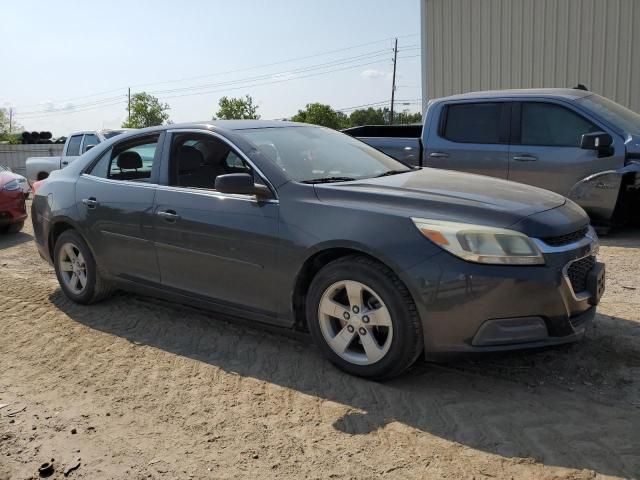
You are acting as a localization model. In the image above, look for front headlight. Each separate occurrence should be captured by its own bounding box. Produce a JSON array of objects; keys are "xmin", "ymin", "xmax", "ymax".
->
[
  {"xmin": 1, "ymin": 180, "xmax": 20, "ymax": 192},
  {"xmin": 411, "ymin": 218, "xmax": 545, "ymax": 265}
]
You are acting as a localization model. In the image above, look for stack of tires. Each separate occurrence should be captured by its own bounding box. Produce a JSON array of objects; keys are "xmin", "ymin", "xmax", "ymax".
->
[{"xmin": 21, "ymin": 131, "xmax": 54, "ymax": 144}]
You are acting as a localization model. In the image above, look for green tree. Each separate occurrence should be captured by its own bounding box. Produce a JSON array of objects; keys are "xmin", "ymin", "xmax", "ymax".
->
[
  {"xmin": 122, "ymin": 92, "xmax": 170, "ymax": 128},
  {"xmin": 0, "ymin": 108, "xmax": 23, "ymax": 143},
  {"xmin": 348, "ymin": 107, "xmax": 389, "ymax": 127},
  {"xmin": 214, "ymin": 95, "xmax": 260, "ymax": 120},
  {"xmin": 290, "ymin": 103, "xmax": 348, "ymax": 129},
  {"xmin": 395, "ymin": 109, "xmax": 422, "ymax": 125}
]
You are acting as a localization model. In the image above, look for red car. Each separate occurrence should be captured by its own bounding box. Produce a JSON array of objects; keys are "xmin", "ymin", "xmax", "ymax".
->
[{"xmin": 0, "ymin": 172, "xmax": 27, "ymax": 234}]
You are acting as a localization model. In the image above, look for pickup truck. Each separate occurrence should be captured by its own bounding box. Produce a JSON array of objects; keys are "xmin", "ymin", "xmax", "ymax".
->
[
  {"xmin": 346, "ymin": 88, "xmax": 640, "ymax": 227},
  {"xmin": 25, "ymin": 129, "xmax": 131, "ymax": 184}
]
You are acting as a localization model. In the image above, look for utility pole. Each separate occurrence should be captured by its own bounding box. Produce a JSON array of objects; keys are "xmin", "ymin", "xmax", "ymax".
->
[
  {"xmin": 128, "ymin": 88, "xmax": 131, "ymax": 123},
  {"xmin": 389, "ymin": 38, "xmax": 398, "ymax": 125},
  {"xmin": 8, "ymin": 108, "xmax": 13, "ymax": 133}
]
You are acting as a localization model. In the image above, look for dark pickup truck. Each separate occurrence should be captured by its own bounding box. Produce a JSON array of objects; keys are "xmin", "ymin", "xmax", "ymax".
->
[{"xmin": 345, "ymin": 88, "xmax": 640, "ymax": 226}]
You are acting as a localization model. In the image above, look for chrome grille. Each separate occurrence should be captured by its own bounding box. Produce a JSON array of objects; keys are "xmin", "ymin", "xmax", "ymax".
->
[{"xmin": 567, "ymin": 255, "xmax": 596, "ymax": 294}]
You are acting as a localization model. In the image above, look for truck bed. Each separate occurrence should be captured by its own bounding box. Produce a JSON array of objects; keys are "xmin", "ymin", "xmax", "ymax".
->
[{"xmin": 343, "ymin": 125, "xmax": 423, "ymax": 166}]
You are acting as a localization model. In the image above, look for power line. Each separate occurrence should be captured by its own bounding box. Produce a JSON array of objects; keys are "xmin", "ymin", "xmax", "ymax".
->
[{"xmin": 11, "ymin": 34, "xmax": 418, "ymax": 109}]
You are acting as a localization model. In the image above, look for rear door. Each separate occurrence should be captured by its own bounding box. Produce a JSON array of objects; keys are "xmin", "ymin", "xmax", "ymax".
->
[
  {"xmin": 424, "ymin": 101, "xmax": 510, "ymax": 178},
  {"xmin": 75, "ymin": 132, "xmax": 163, "ymax": 284},
  {"xmin": 508, "ymin": 101, "xmax": 624, "ymax": 195},
  {"xmin": 152, "ymin": 129, "xmax": 281, "ymax": 323}
]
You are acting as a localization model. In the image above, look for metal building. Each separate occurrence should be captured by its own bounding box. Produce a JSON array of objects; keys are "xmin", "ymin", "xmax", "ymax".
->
[{"xmin": 420, "ymin": 0, "xmax": 640, "ymax": 113}]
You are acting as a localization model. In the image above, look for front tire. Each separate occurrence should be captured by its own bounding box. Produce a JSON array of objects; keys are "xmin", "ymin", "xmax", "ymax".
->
[
  {"xmin": 306, "ymin": 255, "xmax": 423, "ymax": 380},
  {"xmin": 54, "ymin": 230, "xmax": 113, "ymax": 304}
]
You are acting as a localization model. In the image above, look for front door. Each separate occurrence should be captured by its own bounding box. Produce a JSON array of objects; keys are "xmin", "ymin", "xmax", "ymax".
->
[
  {"xmin": 152, "ymin": 130, "xmax": 281, "ymax": 322},
  {"xmin": 424, "ymin": 101, "xmax": 510, "ymax": 178},
  {"xmin": 508, "ymin": 101, "xmax": 625, "ymax": 195},
  {"xmin": 75, "ymin": 133, "xmax": 163, "ymax": 284}
]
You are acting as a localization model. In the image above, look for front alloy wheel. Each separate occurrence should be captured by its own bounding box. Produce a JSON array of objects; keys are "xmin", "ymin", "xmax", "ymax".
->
[
  {"xmin": 307, "ymin": 255, "xmax": 423, "ymax": 380},
  {"xmin": 318, "ymin": 280, "xmax": 393, "ymax": 365}
]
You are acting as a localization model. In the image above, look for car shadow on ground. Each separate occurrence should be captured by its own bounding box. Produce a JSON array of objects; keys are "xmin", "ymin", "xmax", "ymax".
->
[
  {"xmin": 49, "ymin": 289, "xmax": 640, "ymax": 478},
  {"xmin": 0, "ymin": 231, "xmax": 33, "ymax": 250},
  {"xmin": 600, "ymin": 226, "xmax": 640, "ymax": 249}
]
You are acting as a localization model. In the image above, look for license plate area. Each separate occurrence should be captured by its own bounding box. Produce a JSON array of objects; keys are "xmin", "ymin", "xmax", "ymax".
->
[{"xmin": 587, "ymin": 262, "xmax": 606, "ymax": 306}]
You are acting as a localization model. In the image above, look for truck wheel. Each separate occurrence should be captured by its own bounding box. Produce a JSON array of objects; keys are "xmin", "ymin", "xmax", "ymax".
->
[
  {"xmin": 306, "ymin": 255, "xmax": 423, "ymax": 380},
  {"xmin": 54, "ymin": 230, "xmax": 113, "ymax": 304}
]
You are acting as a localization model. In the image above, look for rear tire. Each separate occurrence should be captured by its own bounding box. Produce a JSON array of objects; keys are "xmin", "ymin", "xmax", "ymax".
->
[
  {"xmin": 54, "ymin": 230, "xmax": 113, "ymax": 304},
  {"xmin": 306, "ymin": 255, "xmax": 423, "ymax": 380}
]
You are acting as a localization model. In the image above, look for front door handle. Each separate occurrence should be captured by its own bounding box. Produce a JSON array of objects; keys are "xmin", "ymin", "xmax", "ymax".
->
[
  {"xmin": 157, "ymin": 210, "xmax": 180, "ymax": 222},
  {"xmin": 82, "ymin": 197, "xmax": 98, "ymax": 209},
  {"xmin": 62, "ymin": 160, "xmax": 69, "ymax": 166},
  {"xmin": 513, "ymin": 154, "xmax": 538, "ymax": 162},
  {"xmin": 429, "ymin": 152, "xmax": 449, "ymax": 159}
]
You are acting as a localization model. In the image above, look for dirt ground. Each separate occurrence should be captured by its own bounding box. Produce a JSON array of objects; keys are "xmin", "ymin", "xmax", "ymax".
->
[{"xmin": 0, "ymin": 207, "xmax": 639, "ymax": 480}]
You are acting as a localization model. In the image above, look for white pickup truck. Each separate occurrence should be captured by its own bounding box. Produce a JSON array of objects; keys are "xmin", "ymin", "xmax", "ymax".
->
[{"xmin": 25, "ymin": 129, "xmax": 131, "ymax": 184}]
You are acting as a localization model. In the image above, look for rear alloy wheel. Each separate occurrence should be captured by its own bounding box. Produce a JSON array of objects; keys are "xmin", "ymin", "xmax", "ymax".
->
[
  {"xmin": 54, "ymin": 230, "xmax": 113, "ymax": 304},
  {"xmin": 307, "ymin": 255, "xmax": 423, "ymax": 380}
]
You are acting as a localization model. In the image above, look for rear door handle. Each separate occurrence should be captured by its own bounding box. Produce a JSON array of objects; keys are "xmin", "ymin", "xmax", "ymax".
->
[
  {"xmin": 82, "ymin": 197, "xmax": 98, "ymax": 208},
  {"xmin": 429, "ymin": 152, "xmax": 449, "ymax": 159},
  {"xmin": 157, "ymin": 210, "xmax": 180, "ymax": 222},
  {"xmin": 513, "ymin": 154, "xmax": 538, "ymax": 162}
]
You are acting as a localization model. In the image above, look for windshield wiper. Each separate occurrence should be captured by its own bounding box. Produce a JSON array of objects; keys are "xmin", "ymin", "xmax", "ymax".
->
[
  {"xmin": 374, "ymin": 169, "xmax": 412, "ymax": 178},
  {"xmin": 301, "ymin": 176, "xmax": 356, "ymax": 184}
]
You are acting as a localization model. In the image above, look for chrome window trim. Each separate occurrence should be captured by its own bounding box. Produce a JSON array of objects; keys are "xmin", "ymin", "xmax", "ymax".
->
[
  {"xmin": 81, "ymin": 173, "xmax": 159, "ymax": 189},
  {"xmin": 79, "ymin": 173, "xmax": 279, "ymax": 204},
  {"xmin": 166, "ymin": 128, "xmax": 279, "ymax": 200}
]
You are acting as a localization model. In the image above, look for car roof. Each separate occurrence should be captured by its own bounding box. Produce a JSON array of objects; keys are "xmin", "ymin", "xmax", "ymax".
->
[
  {"xmin": 108, "ymin": 120, "xmax": 311, "ymax": 139},
  {"xmin": 436, "ymin": 88, "xmax": 594, "ymax": 102}
]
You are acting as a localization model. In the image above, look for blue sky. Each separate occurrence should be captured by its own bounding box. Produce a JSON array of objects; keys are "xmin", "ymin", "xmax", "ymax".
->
[{"xmin": 1, "ymin": 0, "xmax": 421, "ymax": 136}]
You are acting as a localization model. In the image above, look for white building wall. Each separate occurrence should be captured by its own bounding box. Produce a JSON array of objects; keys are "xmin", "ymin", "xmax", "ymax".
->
[{"xmin": 422, "ymin": 0, "xmax": 640, "ymax": 112}]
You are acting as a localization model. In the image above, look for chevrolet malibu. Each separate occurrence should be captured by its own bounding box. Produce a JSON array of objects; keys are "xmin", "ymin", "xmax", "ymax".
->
[{"xmin": 32, "ymin": 121, "xmax": 605, "ymax": 379}]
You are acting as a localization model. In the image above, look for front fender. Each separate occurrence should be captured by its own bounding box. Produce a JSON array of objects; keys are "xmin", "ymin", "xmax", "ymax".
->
[{"xmin": 567, "ymin": 161, "xmax": 640, "ymax": 223}]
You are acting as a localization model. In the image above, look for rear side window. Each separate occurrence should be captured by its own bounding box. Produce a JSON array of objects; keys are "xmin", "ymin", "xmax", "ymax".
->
[
  {"xmin": 520, "ymin": 103, "xmax": 599, "ymax": 147},
  {"xmin": 66, "ymin": 135, "xmax": 83, "ymax": 156},
  {"xmin": 442, "ymin": 103, "xmax": 502, "ymax": 144},
  {"xmin": 88, "ymin": 134, "xmax": 159, "ymax": 182}
]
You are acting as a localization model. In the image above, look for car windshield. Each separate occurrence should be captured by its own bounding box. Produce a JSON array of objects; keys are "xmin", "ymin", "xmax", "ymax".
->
[
  {"xmin": 237, "ymin": 126, "xmax": 411, "ymax": 183},
  {"xmin": 578, "ymin": 94, "xmax": 640, "ymax": 135}
]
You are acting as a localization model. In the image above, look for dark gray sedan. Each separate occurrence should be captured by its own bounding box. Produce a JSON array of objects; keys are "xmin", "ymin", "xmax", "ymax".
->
[{"xmin": 32, "ymin": 121, "xmax": 605, "ymax": 379}]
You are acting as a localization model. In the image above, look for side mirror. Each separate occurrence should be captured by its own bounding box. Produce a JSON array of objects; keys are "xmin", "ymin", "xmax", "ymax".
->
[
  {"xmin": 83, "ymin": 144, "xmax": 96, "ymax": 153},
  {"xmin": 580, "ymin": 132, "xmax": 614, "ymax": 157},
  {"xmin": 214, "ymin": 173, "xmax": 271, "ymax": 198}
]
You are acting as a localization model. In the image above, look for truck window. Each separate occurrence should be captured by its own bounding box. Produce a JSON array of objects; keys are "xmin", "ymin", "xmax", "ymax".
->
[
  {"xmin": 66, "ymin": 135, "xmax": 83, "ymax": 156},
  {"xmin": 82, "ymin": 134, "xmax": 99, "ymax": 152},
  {"xmin": 442, "ymin": 103, "xmax": 502, "ymax": 144},
  {"xmin": 520, "ymin": 103, "xmax": 598, "ymax": 147}
]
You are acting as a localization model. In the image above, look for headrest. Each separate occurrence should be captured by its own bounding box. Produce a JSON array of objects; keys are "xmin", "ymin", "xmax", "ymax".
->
[
  {"xmin": 177, "ymin": 145, "xmax": 203, "ymax": 173},
  {"xmin": 117, "ymin": 151, "xmax": 143, "ymax": 170}
]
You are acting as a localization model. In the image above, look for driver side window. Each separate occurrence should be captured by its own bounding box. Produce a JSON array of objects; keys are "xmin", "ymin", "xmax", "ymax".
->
[{"xmin": 169, "ymin": 133, "xmax": 252, "ymax": 190}]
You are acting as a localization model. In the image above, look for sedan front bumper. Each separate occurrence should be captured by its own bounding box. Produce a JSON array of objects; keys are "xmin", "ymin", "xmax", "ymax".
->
[{"xmin": 401, "ymin": 233, "xmax": 601, "ymax": 359}]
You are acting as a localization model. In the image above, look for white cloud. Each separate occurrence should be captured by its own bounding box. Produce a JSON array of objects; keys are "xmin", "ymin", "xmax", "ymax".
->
[{"xmin": 360, "ymin": 69, "xmax": 386, "ymax": 79}]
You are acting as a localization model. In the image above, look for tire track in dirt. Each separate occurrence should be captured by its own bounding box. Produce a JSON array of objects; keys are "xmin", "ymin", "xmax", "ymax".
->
[{"xmin": 1, "ymin": 224, "xmax": 639, "ymax": 478}]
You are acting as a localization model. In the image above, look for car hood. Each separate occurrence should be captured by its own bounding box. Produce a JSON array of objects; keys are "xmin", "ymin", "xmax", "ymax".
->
[{"xmin": 314, "ymin": 168, "xmax": 573, "ymax": 233}]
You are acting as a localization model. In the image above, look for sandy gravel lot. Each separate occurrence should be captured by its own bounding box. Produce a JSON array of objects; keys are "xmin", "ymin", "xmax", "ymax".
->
[{"xmin": 0, "ymin": 209, "xmax": 639, "ymax": 479}]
